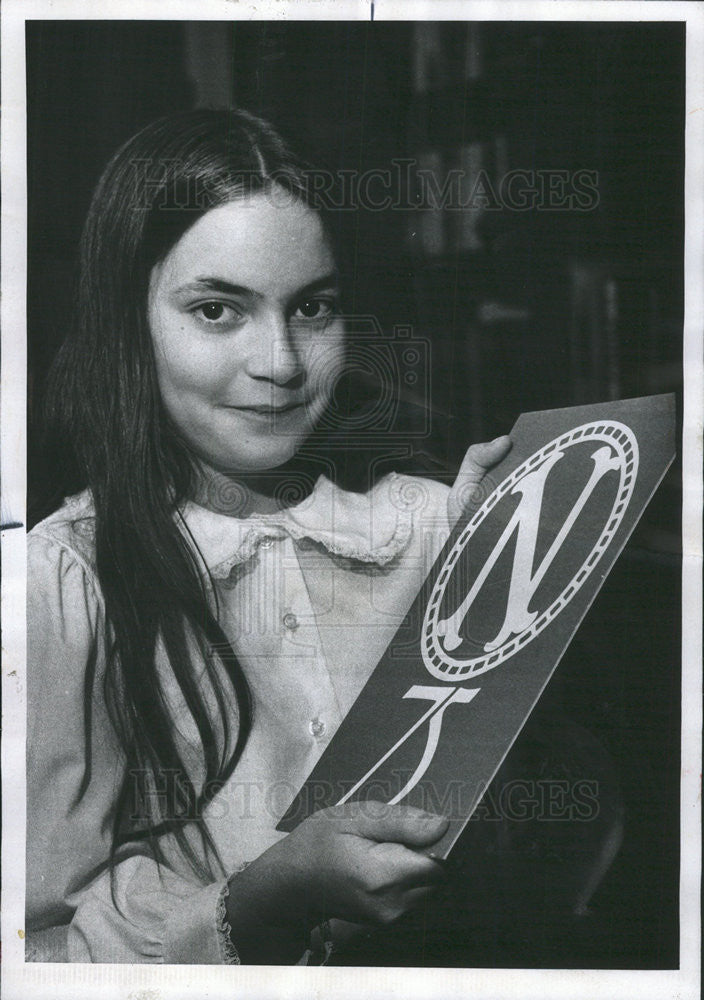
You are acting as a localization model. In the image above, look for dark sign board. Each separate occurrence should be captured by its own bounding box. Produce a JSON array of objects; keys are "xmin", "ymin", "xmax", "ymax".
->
[{"xmin": 278, "ymin": 395, "xmax": 676, "ymax": 857}]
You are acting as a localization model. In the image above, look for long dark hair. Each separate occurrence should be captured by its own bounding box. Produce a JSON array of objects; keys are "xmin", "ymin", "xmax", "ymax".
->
[{"xmin": 46, "ymin": 109, "xmax": 337, "ymax": 881}]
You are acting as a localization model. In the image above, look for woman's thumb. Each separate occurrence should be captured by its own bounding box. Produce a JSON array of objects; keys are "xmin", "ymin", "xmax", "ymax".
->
[
  {"xmin": 448, "ymin": 435, "xmax": 512, "ymax": 525},
  {"xmin": 342, "ymin": 801, "xmax": 449, "ymax": 846}
]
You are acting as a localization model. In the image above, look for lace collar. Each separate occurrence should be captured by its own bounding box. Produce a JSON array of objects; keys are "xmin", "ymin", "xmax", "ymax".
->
[{"xmin": 179, "ymin": 473, "xmax": 418, "ymax": 579}]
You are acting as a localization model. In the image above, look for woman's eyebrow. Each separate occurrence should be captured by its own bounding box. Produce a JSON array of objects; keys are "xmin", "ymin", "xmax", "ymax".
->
[
  {"xmin": 173, "ymin": 278, "xmax": 255, "ymax": 297},
  {"xmin": 292, "ymin": 273, "xmax": 340, "ymax": 297},
  {"xmin": 173, "ymin": 273, "xmax": 339, "ymax": 299}
]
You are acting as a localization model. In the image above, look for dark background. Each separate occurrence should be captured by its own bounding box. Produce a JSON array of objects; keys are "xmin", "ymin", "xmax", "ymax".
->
[{"xmin": 26, "ymin": 21, "xmax": 683, "ymax": 968}]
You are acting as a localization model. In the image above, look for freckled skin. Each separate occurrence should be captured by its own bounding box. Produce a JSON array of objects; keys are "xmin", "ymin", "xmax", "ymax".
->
[{"xmin": 148, "ymin": 193, "xmax": 345, "ymax": 474}]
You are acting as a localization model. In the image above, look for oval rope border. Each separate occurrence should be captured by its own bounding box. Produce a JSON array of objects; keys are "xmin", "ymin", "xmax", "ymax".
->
[{"xmin": 421, "ymin": 420, "xmax": 639, "ymax": 681}]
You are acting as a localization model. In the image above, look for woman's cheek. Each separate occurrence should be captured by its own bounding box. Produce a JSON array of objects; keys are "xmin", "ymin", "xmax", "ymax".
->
[{"xmin": 164, "ymin": 339, "xmax": 234, "ymax": 397}]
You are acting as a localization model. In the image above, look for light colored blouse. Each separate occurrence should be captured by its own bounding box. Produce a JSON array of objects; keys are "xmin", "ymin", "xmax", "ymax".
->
[{"xmin": 26, "ymin": 472, "xmax": 454, "ymax": 963}]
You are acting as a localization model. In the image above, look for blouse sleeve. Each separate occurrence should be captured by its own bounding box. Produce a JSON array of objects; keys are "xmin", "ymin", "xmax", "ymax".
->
[{"xmin": 26, "ymin": 529, "xmax": 237, "ymax": 964}]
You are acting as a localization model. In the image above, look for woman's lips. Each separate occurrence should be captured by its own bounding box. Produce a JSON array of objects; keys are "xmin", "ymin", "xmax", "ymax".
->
[{"xmin": 224, "ymin": 402, "xmax": 305, "ymax": 416}]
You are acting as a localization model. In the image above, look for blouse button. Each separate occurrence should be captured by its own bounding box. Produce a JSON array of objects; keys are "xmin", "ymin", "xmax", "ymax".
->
[
  {"xmin": 283, "ymin": 612, "xmax": 299, "ymax": 631},
  {"xmin": 309, "ymin": 717, "xmax": 326, "ymax": 738}
]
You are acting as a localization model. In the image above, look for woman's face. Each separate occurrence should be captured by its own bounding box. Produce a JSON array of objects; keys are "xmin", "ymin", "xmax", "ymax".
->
[{"xmin": 148, "ymin": 191, "xmax": 345, "ymax": 474}]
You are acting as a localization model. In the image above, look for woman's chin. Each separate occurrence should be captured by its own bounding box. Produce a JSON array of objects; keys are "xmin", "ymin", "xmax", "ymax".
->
[{"xmin": 207, "ymin": 443, "xmax": 305, "ymax": 476}]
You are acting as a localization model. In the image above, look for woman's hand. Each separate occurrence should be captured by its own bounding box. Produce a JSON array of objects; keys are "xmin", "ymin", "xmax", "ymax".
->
[
  {"xmin": 447, "ymin": 435, "xmax": 512, "ymax": 527},
  {"xmin": 225, "ymin": 801, "xmax": 449, "ymax": 962}
]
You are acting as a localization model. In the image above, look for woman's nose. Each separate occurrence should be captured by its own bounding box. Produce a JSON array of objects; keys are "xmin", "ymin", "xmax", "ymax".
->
[{"xmin": 244, "ymin": 311, "xmax": 304, "ymax": 386}]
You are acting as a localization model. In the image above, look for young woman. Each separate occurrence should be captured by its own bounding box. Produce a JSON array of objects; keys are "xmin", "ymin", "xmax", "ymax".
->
[{"xmin": 26, "ymin": 108, "xmax": 509, "ymax": 964}]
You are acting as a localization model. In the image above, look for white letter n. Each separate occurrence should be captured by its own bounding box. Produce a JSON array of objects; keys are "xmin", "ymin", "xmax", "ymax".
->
[{"xmin": 437, "ymin": 446, "xmax": 620, "ymax": 653}]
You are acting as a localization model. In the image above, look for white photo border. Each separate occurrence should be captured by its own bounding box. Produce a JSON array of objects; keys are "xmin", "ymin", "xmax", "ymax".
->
[{"xmin": 2, "ymin": 2, "xmax": 701, "ymax": 998}]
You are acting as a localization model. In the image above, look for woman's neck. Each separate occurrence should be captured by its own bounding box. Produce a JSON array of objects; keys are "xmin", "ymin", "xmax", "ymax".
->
[{"xmin": 191, "ymin": 459, "xmax": 318, "ymax": 518}]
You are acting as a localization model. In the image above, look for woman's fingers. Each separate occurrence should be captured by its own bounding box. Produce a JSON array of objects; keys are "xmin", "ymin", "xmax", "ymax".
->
[
  {"xmin": 326, "ymin": 801, "xmax": 449, "ymax": 847},
  {"xmin": 369, "ymin": 841, "xmax": 447, "ymax": 887},
  {"xmin": 402, "ymin": 883, "xmax": 440, "ymax": 909},
  {"xmin": 354, "ymin": 842, "xmax": 446, "ymax": 924},
  {"xmin": 448, "ymin": 434, "xmax": 512, "ymax": 525},
  {"xmin": 274, "ymin": 802, "xmax": 451, "ymax": 928},
  {"xmin": 455, "ymin": 434, "xmax": 512, "ymax": 483}
]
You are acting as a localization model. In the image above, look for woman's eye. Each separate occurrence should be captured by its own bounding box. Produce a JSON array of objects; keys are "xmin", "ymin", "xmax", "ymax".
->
[
  {"xmin": 291, "ymin": 297, "xmax": 338, "ymax": 322},
  {"xmin": 193, "ymin": 301, "xmax": 242, "ymax": 325}
]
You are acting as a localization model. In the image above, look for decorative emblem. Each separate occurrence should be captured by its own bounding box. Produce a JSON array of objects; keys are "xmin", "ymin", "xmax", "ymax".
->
[{"xmin": 422, "ymin": 421, "xmax": 638, "ymax": 681}]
